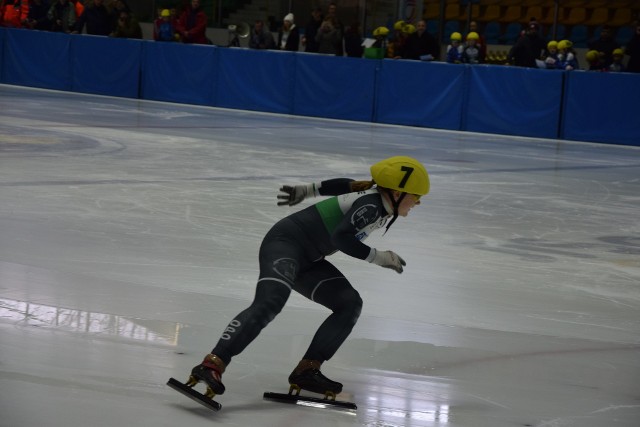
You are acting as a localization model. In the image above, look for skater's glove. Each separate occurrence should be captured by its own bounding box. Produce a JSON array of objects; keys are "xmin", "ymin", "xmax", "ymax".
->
[
  {"xmin": 367, "ymin": 249, "xmax": 406, "ymax": 274},
  {"xmin": 277, "ymin": 183, "xmax": 317, "ymax": 206}
]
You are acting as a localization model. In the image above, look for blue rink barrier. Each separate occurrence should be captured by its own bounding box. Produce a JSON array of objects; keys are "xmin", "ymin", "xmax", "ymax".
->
[{"xmin": 0, "ymin": 28, "xmax": 637, "ymax": 146}]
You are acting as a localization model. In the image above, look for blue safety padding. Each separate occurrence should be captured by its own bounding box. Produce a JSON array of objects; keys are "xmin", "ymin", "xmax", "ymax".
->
[
  {"xmin": 216, "ymin": 48, "xmax": 295, "ymax": 114},
  {"xmin": 0, "ymin": 28, "xmax": 5, "ymax": 82},
  {"xmin": 562, "ymin": 71, "xmax": 640, "ymax": 146},
  {"xmin": 3, "ymin": 29, "xmax": 72, "ymax": 90},
  {"xmin": 293, "ymin": 54, "xmax": 376, "ymax": 121},
  {"xmin": 375, "ymin": 60, "xmax": 466, "ymax": 130},
  {"xmin": 71, "ymin": 36, "xmax": 142, "ymax": 98},
  {"xmin": 141, "ymin": 42, "xmax": 216, "ymax": 106},
  {"xmin": 465, "ymin": 65, "xmax": 563, "ymax": 139}
]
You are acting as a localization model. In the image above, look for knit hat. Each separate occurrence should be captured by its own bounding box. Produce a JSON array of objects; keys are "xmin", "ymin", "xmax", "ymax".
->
[{"xmin": 284, "ymin": 13, "xmax": 294, "ymax": 24}]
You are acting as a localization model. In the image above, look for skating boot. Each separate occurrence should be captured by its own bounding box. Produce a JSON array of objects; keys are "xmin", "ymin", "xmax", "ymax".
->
[
  {"xmin": 189, "ymin": 353, "xmax": 226, "ymax": 396},
  {"xmin": 288, "ymin": 359, "xmax": 343, "ymax": 400}
]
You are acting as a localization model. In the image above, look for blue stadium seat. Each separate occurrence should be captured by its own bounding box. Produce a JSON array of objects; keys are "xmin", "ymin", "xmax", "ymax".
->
[
  {"xmin": 616, "ymin": 26, "xmax": 634, "ymax": 46},
  {"xmin": 570, "ymin": 25, "xmax": 588, "ymax": 48},
  {"xmin": 444, "ymin": 20, "xmax": 460, "ymax": 40},
  {"xmin": 502, "ymin": 22, "xmax": 522, "ymax": 45},
  {"xmin": 484, "ymin": 21, "xmax": 501, "ymax": 44}
]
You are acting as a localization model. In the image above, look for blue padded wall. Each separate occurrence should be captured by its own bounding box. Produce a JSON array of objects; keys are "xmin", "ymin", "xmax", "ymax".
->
[
  {"xmin": 3, "ymin": 29, "xmax": 72, "ymax": 90},
  {"xmin": 141, "ymin": 43, "xmax": 217, "ymax": 106},
  {"xmin": 216, "ymin": 48, "xmax": 296, "ymax": 114},
  {"xmin": 375, "ymin": 60, "xmax": 466, "ymax": 130},
  {"xmin": 293, "ymin": 54, "xmax": 377, "ymax": 121},
  {"xmin": 562, "ymin": 71, "xmax": 640, "ymax": 146},
  {"xmin": 465, "ymin": 66, "xmax": 564, "ymax": 139},
  {"xmin": 72, "ymin": 36, "xmax": 142, "ymax": 98}
]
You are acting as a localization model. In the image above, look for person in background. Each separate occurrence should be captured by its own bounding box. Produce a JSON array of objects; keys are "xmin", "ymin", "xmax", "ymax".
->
[
  {"xmin": 249, "ymin": 19, "xmax": 275, "ymax": 49},
  {"xmin": 543, "ymin": 40, "xmax": 560, "ymax": 69},
  {"xmin": 176, "ymin": 0, "xmax": 208, "ymax": 44},
  {"xmin": 326, "ymin": 2, "xmax": 344, "ymax": 56},
  {"xmin": 48, "ymin": 0, "xmax": 76, "ymax": 33},
  {"xmin": 110, "ymin": 9, "xmax": 141, "ymax": 39},
  {"xmin": 446, "ymin": 32, "xmax": 464, "ymax": 64},
  {"xmin": 175, "ymin": 156, "xmax": 430, "ymax": 402},
  {"xmin": 1, "ymin": 0, "xmax": 29, "ymax": 28},
  {"xmin": 23, "ymin": 0, "xmax": 51, "ymax": 30},
  {"xmin": 154, "ymin": 8, "xmax": 177, "ymax": 42},
  {"xmin": 316, "ymin": 16, "xmax": 340, "ymax": 55},
  {"xmin": 73, "ymin": 0, "xmax": 112, "ymax": 36},
  {"xmin": 585, "ymin": 49, "xmax": 605, "ymax": 71},
  {"xmin": 403, "ymin": 19, "xmax": 440, "ymax": 61},
  {"xmin": 344, "ymin": 21, "xmax": 363, "ymax": 58},
  {"xmin": 302, "ymin": 6, "xmax": 322, "ymax": 53},
  {"xmin": 462, "ymin": 31, "xmax": 484, "ymax": 64},
  {"xmin": 624, "ymin": 21, "xmax": 640, "ymax": 73},
  {"xmin": 588, "ymin": 25, "xmax": 620, "ymax": 68},
  {"xmin": 277, "ymin": 13, "xmax": 299, "ymax": 51},
  {"xmin": 507, "ymin": 22, "xmax": 545, "ymax": 68},
  {"xmin": 608, "ymin": 48, "xmax": 626, "ymax": 72},
  {"xmin": 556, "ymin": 39, "xmax": 578, "ymax": 70}
]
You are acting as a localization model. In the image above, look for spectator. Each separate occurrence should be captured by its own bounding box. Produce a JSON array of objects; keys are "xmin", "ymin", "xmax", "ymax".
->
[
  {"xmin": 625, "ymin": 22, "xmax": 640, "ymax": 73},
  {"xmin": 48, "ymin": 0, "xmax": 76, "ymax": 33},
  {"xmin": 110, "ymin": 9, "xmax": 141, "ymax": 39},
  {"xmin": 344, "ymin": 21, "xmax": 363, "ymax": 58},
  {"xmin": 107, "ymin": 0, "xmax": 130, "ymax": 30},
  {"xmin": 277, "ymin": 13, "xmax": 299, "ymax": 51},
  {"xmin": 403, "ymin": 19, "xmax": 440, "ymax": 61},
  {"xmin": 23, "ymin": 0, "xmax": 51, "ymax": 30},
  {"xmin": 446, "ymin": 32, "xmax": 463, "ymax": 64},
  {"xmin": 462, "ymin": 31, "xmax": 484, "ymax": 64},
  {"xmin": 507, "ymin": 22, "xmax": 545, "ymax": 68},
  {"xmin": 608, "ymin": 48, "xmax": 625, "ymax": 72},
  {"xmin": 315, "ymin": 17, "xmax": 339, "ymax": 55},
  {"xmin": 154, "ymin": 8, "xmax": 177, "ymax": 42},
  {"xmin": 557, "ymin": 39, "xmax": 578, "ymax": 71},
  {"xmin": 387, "ymin": 20, "xmax": 406, "ymax": 59},
  {"xmin": 302, "ymin": 6, "xmax": 322, "ymax": 53},
  {"xmin": 588, "ymin": 25, "xmax": 620, "ymax": 68},
  {"xmin": 469, "ymin": 21, "xmax": 486, "ymax": 60},
  {"xmin": 249, "ymin": 20, "xmax": 275, "ymax": 49},
  {"xmin": 73, "ymin": 0, "xmax": 112, "ymax": 36},
  {"xmin": 176, "ymin": 0, "xmax": 208, "ymax": 44},
  {"xmin": 1, "ymin": 0, "xmax": 28, "ymax": 27},
  {"xmin": 543, "ymin": 40, "xmax": 560, "ymax": 70},
  {"xmin": 585, "ymin": 49, "xmax": 605, "ymax": 71},
  {"xmin": 326, "ymin": 2, "xmax": 344, "ymax": 56}
]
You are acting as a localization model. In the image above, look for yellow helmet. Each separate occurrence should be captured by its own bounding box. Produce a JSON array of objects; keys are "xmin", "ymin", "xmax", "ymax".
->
[
  {"xmin": 558, "ymin": 39, "xmax": 572, "ymax": 50},
  {"xmin": 547, "ymin": 40, "xmax": 558, "ymax": 50},
  {"xmin": 586, "ymin": 50, "xmax": 599, "ymax": 62},
  {"xmin": 466, "ymin": 31, "xmax": 479, "ymax": 40},
  {"xmin": 370, "ymin": 156, "xmax": 430, "ymax": 196},
  {"xmin": 373, "ymin": 26, "xmax": 389, "ymax": 38},
  {"xmin": 403, "ymin": 24, "xmax": 416, "ymax": 34},
  {"xmin": 451, "ymin": 32, "xmax": 462, "ymax": 41},
  {"xmin": 613, "ymin": 48, "xmax": 624, "ymax": 57},
  {"xmin": 394, "ymin": 20, "xmax": 405, "ymax": 31},
  {"xmin": 161, "ymin": 9, "xmax": 170, "ymax": 17}
]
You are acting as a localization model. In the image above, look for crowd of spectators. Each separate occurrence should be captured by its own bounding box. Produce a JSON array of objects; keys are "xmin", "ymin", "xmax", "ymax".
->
[{"xmin": 2, "ymin": 0, "xmax": 638, "ymax": 73}]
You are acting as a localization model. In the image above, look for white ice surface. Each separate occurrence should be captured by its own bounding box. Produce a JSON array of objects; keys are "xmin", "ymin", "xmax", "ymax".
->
[{"xmin": 1, "ymin": 84, "xmax": 639, "ymax": 427}]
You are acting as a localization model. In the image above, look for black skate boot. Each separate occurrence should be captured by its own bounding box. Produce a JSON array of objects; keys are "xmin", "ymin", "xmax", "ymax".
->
[
  {"xmin": 288, "ymin": 359, "xmax": 343, "ymax": 399},
  {"xmin": 189, "ymin": 353, "xmax": 226, "ymax": 396}
]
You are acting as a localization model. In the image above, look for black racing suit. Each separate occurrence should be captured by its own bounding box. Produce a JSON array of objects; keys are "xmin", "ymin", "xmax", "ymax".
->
[{"xmin": 212, "ymin": 178, "xmax": 392, "ymax": 365}]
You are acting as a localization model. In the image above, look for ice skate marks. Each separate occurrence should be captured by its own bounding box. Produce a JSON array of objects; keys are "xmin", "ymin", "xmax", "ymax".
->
[
  {"xmin": 263, "ymin": 385, "xmax": 356, "ymax": 410},
  {"xmin": 167, "ymin": 377, "xmax": 222, "ymax": 411}
]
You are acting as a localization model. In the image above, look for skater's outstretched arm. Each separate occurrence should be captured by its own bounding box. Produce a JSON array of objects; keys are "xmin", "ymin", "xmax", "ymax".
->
[{"xmin": 277, "ymin": 178, "xmax": 372, "ymax": 206}]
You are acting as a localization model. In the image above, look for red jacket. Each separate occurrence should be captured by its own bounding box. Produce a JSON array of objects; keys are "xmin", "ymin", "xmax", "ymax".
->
[
  {"xmin": 1, "ymin": 0, "xmax": 29, "ymax": 28},
  {"xmin": 176, "ymin": 7, "xmax": 207, "ymax": 44}
]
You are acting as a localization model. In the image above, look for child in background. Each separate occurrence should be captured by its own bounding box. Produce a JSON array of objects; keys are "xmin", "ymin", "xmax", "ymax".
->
[
  {"xmin": 557, "ymin": 39, "xmax": 578, "ymax": 70},
  {"xmin": 608, "ymin": 48, "xmax": 626, "ymax": 72},
  {"xmin": 446, "ymin": 32, "xmax": 464, "ymax": 64},
  {"xmin": 543, "ymin": 40, "xmax": 560, "ymax": 69},
  {"xmin": 462, "ymin": 31, "xmax": 484, "ymax": 64},
  {"xmin": 154, "ymin": 9, "xmax": 177, "ymax": 42}
]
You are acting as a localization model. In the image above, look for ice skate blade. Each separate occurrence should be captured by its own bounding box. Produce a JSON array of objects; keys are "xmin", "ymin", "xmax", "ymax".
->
[
  {"xmin": 264, "ymin": 391, "xmax": 357, "ymax": 411},
  {"xmin": 167, "ymin": 377, "xmax": 222, "ymax": 411},
  {"xmin": 289, "ymin": 383, "xmax": 337, "ymax": 400}
]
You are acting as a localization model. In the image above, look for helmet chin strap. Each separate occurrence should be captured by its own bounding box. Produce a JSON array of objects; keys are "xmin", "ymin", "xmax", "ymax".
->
[{"xmin": 384, "ymin": 190, "xmax": 406, "ymax": 235}]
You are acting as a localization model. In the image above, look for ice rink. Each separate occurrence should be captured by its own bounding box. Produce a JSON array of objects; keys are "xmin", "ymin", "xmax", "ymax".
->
[{"xmin": 1, "ymin": 84, "xmax": 639, "ymax": 427}]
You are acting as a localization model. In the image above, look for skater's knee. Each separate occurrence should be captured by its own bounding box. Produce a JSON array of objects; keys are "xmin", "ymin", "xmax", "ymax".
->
[{"xmin": 337, "ymin": 289, "xmax": 363, "ymax": 323}]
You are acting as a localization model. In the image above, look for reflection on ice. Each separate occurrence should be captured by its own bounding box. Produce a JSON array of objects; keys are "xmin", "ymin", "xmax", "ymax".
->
[{"xmin": 0, "ymin": 297, "xmax": 180, "ymax": 345}]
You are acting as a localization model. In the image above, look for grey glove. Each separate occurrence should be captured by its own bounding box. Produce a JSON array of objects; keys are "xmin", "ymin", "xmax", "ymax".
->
[
  {"xmin": 277, "ymin": 184, "xmax": 316, "ymax": 206},
  {"xmin": 367, "ymin": 249, "xmax": 406, "ymax": 274}
]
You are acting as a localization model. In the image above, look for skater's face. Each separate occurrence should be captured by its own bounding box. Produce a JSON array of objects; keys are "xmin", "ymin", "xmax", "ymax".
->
[{"xmin": 394, "ymin": 191, "xmax": 421, "ymax": 217}]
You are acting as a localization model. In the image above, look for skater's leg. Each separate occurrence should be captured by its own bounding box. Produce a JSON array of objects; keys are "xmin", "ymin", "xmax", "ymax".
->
[
  {"xmin": 288, "ymin": 260, "xmax": 363, "ymax": 394},
  {"xmin": 294, "ymin": 260, "xmax": 363, "ymax": 362}
]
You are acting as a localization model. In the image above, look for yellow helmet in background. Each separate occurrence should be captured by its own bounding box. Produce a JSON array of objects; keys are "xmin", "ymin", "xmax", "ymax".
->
[
  {"xmin": 394, "ymin": 20, "xmax": 405, "ymax": 31},
  {"xmin": 373, "ymin": 26, "xmax": 389, "ymax": 38},
  {"xmin": 466, "ymin": 31, "xmax": 479, "ymax": 40},
  {"xmin": 558, "ymin": 39, "xmax": 573, "ymax": 50},
  {"xmin": 586, "ymin": 50, "xmax": 599, "ymax": 62},
  {"xmin": 613, "ymin": 48, "xmax": 624, "ymax": 57},
  {"xmin": 161, "ymin": 9, "xmax": 170, "ymax": 17},
  {"xmin": 370, "ymin": 156, "xmax": 430, "ymax": 196},
  {"xmin": 547, "ymin": 40, "xmax": 558, "ymax": 50},
  {"xmin": 451, "ymin": 32, "xmax": 462, "ymax": 41},
  {"xmin": 403, "ymin": 24, "xmax": 416, "ymax": 34}
]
